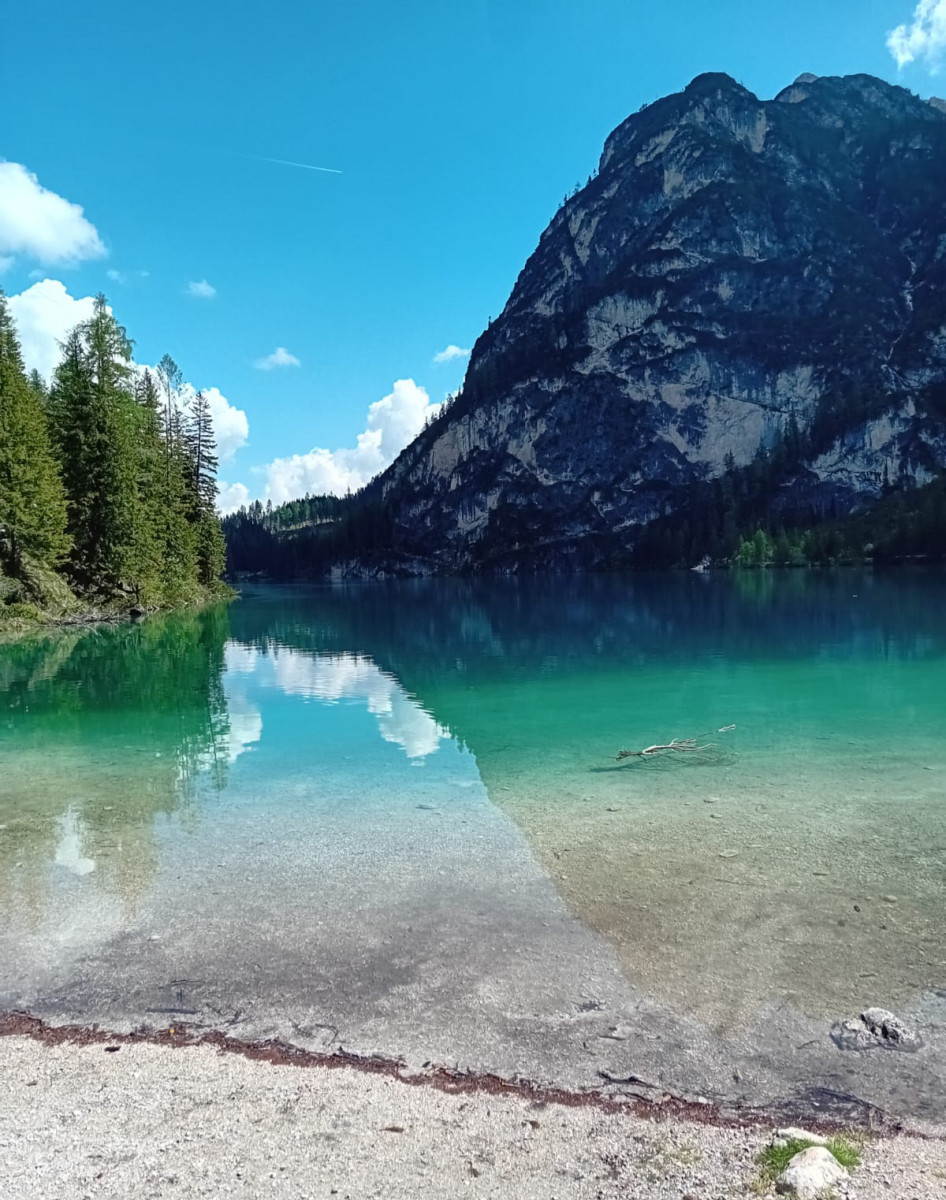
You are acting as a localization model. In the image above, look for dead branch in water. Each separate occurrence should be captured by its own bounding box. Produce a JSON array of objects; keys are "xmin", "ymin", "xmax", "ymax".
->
[{"xmin": 615, "ymin": 724, "xmax": 735, "ymax": 761}]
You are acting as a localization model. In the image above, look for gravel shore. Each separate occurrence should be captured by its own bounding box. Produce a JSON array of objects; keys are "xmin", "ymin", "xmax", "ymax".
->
[{"xmin": 1, "ymin": 1036, "xmax": 943, "ymax": 1199}]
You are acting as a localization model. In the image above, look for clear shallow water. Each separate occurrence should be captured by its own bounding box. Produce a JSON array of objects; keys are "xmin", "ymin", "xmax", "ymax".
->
[{"xmin": 2, "ymin": 572, "xmax": 946, "ymax": 1116}]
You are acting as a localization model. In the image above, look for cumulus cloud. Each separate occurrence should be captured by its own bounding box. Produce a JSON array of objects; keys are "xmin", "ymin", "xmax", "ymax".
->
[
  {"xmin": 433, "ymin": 343, "xmax": 470, "ymax": 363},
  {"xmin": 217, "ymin": 480, "xmax": 251, "ymax": 515},
  {"xmin": 888, "ymin": 0, "xmax": 946, "ymax": 68},
  {"xmin": 254, "ymin": 346, "xmax": 300, "ymax": 370},
  {"xmin": 8, "ymin": 279, "xmax": 97, "ymax": 379},
  {"xmin": 186, "ymin": 279, "xmax": 217, "ymax": 298},
  {"xmin": 263, "ymin": 378, "xmax": 439, "ymax": 504},
  {"xmin": 0, "ymin": 161, "xmax": 105, "ymax": 266}
]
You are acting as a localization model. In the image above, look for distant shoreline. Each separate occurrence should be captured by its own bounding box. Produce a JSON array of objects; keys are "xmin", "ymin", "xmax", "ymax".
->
[{"xmin": 224, "ymin": 557, "xmax": 946, "ymax": 587}]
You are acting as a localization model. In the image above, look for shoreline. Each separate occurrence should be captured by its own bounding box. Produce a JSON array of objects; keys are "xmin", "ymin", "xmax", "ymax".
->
[
  {"xmin": 224, "ymin": 559, "xmax": 946, "ymax": 590},
  {"xmin": 0, "ymin": 1013, "xmax": 925, "ymax": 1139},
  {"xmin": 2, "ymin": 1029, "xmax": 943, "ymax": 1200},
  {"xmin": 0, "ymin": 590, "xmax": 235, "ymax": 640}
]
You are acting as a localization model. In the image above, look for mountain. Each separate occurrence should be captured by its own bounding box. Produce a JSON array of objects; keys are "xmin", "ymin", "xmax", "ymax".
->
[{"xmin": 351, "ymin": 71, "xmax": 946, "ymax": 571}]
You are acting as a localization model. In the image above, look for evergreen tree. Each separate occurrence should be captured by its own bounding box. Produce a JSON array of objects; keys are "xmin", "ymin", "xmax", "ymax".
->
[
  {"xmin": 0, "ymin": 294, "xmax": 229, "ymax": 615},
  {"xmin": 160, "ymin": 435, "xmax": 200, "ymax": 601},
  {"xmin": 155, "ymin": 354, "xmax": 183, "ymax": 459},
  {"xmin": 0, "ymin": 293, "xmax": 71, "ymax": 570},
  {"xmin": 27, "ymin": 368, "xmax": 48, "ymax": 403},
  {"xmin": 150, "ymin": 356, "xmax": 199, "ymax": 601},
  {"xmin": 187, "ymin": 390, "xmax": 219, "ymax": 515},
  {"xmin": 48, "ymin": 296, "xmax": 140, "ymax": 590},
  {"xmin": 126, "ymin": 369, "xmax": 168, "ymax": 602},
  {"xmin": 185, "ymin": 389, "xmax": 226, "ymax": 586}
]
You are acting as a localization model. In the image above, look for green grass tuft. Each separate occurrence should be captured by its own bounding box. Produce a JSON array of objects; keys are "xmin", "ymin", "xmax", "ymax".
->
[
  {"xmin": 757, "ymin": 1136, "xmax": 862, "ymax": 1183},
  {"xmin": 0, "ymin": 601, "xmax": 48, "ymax": 624},
  {"xmin": 824, "ymin": 1137, "xmax": 862, "ymax": 1170}
]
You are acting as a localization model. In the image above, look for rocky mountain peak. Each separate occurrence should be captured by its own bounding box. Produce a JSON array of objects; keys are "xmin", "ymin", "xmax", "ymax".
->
[
  {"xmin": 361, "ymin": 72, "xmax": 946, "ymax": 572},
  {"xmin": 599, "ymin": 71, "xmax": 761, "ymax": 173},
  {"xmin": 774, "ymin": 71, "xmax": 944, "ymax": 128}
]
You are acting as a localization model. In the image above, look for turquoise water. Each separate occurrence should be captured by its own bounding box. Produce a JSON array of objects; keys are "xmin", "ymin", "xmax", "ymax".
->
[{"xmin": 1, "ymin": 571, "xmax": 945, "ymax": 1059}]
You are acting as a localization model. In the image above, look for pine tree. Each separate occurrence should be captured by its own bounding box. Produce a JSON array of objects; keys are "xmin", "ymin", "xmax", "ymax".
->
[
  {"xmin": 155, "ymin": 354, "xmax": 182, "ymax": 465},
  {"xmin": 126, "ymin": 369, "xmax": 168, "ymax": 603},
  {"xmin": 188, "ymin": 390, "xmax": 218, "ymax": 515},
  {"xmin": 185, "ymin": 389, "xmax": 226, "ymax": 587},
  {"xmin": 27, "ymin": 368, "xmax": 48, "ymax": 403},
  {"xmin": 48, "ymin": 295, "xmax": 140, "ymax": 590},
  {"xmin": 0, "ymin": 293, "xmax": 71, "ymax": 570},
  {"xmin": 151, "ymin": 356, "xmax": 199, "ymax": 601}
]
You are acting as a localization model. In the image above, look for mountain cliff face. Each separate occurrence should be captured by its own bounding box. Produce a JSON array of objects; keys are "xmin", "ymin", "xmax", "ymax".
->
[{"xmin": 369, "ymin": 72, "xmax": 946, "ymax": 570}]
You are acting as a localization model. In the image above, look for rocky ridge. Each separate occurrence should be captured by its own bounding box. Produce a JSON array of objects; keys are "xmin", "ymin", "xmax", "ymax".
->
[{"xmin": 366, "ymin": 72, "xmax": 946, "ymax": 570}]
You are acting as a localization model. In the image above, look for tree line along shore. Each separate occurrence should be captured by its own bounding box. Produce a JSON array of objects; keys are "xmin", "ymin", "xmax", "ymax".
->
[{"xmin": 0, "ymin": 291, "xmax": 229, "ymax": 631}]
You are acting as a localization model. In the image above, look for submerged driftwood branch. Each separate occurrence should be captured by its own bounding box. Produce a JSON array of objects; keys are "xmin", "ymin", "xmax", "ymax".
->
[{"xmin": 615, "ymin": 724, "xmax": 736, "ymax": 761}]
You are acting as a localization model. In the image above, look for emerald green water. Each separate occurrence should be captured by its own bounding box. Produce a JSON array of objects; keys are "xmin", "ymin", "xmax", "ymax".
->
[{"xmin": 1, "ymin": 571, "xmax": 945, "ymax": 1115}]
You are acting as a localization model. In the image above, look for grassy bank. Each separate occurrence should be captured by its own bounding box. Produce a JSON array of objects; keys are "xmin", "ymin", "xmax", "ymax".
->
[{"xmin": 0, "ymin": 555, "xmax": 233, "ymax": 639}]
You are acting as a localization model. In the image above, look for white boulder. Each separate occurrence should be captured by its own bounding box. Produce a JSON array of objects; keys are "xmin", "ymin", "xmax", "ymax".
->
[{"xmin": 776, "ymin": 1145, "xmax": 849, "ymax": 1198}]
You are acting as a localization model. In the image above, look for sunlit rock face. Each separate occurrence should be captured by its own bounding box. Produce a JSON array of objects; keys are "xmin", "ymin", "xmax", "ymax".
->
[{"xmin": 371, "ymin": 72, "xmax": 946, "ymax": 569}]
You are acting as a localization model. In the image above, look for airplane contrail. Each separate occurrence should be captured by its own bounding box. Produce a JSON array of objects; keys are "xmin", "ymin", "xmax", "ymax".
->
[{"xmin": 242, "ymin": 153, "xmax": 342, "ymax": 174}]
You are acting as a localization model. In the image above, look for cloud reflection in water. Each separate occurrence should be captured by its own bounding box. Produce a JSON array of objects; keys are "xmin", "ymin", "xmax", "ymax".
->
[{"xmin": 224, "ymin": 643, "xmax": 448, "ymax": 761}]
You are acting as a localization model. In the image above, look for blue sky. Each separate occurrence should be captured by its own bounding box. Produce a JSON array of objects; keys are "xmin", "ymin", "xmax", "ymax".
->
[{"xmin": 3, "ymin": 0, "xmax": 944, "ymax": 509}]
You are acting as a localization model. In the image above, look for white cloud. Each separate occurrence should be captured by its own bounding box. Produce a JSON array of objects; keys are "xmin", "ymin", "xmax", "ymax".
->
[
  {"xmin": 8, "ymin": 278, "xmax": 97, "ymax": 379},
  {"xmin": 254, "ymin": 345, "xmax": 300, "ymax": 370},
  {"xmin": 187, "ymin": 279, "xmax": 217, "ymax": 299},
  {"xmin": 0, "ymin": 161, "xmax": 105, "ymax": 266},
  {"xmin": 888, "ymin": 0, "xmax": 946, "ymax": 68},
  {"xmin": 263, "ymin": 377, "xmax": 440, "ymax": 504},
  {"xmin": 433, "ymin": 343, "xmax": 470, "ymax": 363},
  {"xmin": 217, "ymin": 480, "xmax": 251, "ymax": 514}
]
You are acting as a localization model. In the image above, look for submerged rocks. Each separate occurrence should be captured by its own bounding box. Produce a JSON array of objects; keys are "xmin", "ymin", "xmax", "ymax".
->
[
  {"xmin": 831, "ymin": 1006, "xmax": 922, "ymax": 1052},
  {"xmin": 775, "ymin": 1146, "xmax": 849, "ymax": 1197}
]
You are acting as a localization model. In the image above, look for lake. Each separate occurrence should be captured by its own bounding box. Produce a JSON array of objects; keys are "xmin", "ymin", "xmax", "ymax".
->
[{"xmin": 2, "ymin": 571, "xmax": 945, "ymax": 1126}]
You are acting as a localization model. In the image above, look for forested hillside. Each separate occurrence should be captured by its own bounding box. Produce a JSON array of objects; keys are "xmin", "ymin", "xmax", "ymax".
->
[
  {"xmin": 0, "ymin": 291, "xmax": 228, "ymax": 625},
  {"xmin": 222, "ymin": 466, "xmax": 946, "ymax": 577}
]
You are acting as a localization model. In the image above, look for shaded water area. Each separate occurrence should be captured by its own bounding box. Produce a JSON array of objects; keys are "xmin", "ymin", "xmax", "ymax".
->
[{"xmin": 1, "ymin": 572, "xmax": 945, "ymax": 1127}]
